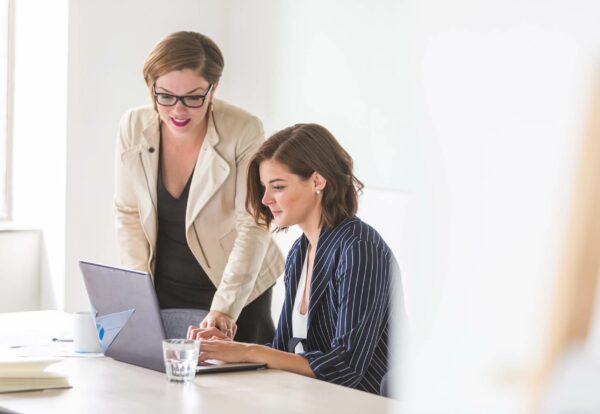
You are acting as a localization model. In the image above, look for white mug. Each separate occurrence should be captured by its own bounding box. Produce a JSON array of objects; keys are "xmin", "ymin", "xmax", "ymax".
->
[{"xmin": 73, "ymin": 311, "xmax": 102, "ymax": 353}]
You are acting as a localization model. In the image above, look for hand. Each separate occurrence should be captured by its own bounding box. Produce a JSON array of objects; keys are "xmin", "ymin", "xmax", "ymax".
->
[
  {"xmin": 199, "ymin": 339, "xmax": 255, "ymax": 363},
  {"xmin": 199, "ymin": 310, "xmax": 237, "ymax": 339},
  {"xmin": 186, "ymin": 326, "xmax": 230, "ymax": 341}
]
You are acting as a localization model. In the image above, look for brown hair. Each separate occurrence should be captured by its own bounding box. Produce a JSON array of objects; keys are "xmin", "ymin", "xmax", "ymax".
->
[
  {"xmin": 142, "ymin": 31, "xmax": 224, "ymax": 107},
  {"xmin": 246, "ymin": 123, "xmax": 364, "ymax": 230}
]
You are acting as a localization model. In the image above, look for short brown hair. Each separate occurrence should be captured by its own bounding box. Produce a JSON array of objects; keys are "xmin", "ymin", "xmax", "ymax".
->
[
  {"xmin": 142, "ymin": 31, "xmax": 224, "ymax": 106},
  {"xmin": 246, "ymin": 123, "xmax": 364, "ymax": 230}
]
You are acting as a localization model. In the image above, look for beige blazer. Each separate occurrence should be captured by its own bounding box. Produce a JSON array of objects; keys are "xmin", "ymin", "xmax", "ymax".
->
[{"xmin": 114, "ymin": 100, "xmax": 284, "ymax": 320}]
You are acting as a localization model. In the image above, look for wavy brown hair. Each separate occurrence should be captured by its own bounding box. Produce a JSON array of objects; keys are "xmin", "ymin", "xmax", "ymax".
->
[
  {"xmin": 246, "ymin": 123, "xmax": 364, "ymax": 230},
  {"xmin": 142, "ymin": 31, "xmax": 224, "ymax": 109}
]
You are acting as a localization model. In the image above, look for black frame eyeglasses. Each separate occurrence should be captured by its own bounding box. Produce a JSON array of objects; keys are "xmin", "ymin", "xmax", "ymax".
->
[{"xmin": 152, "ymin": 84, "xmax": 213, "ymax": 108}]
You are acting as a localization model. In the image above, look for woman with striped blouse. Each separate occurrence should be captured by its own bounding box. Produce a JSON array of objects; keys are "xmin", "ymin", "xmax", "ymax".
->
[{"xmin": 188, "ymin": 123, "xmax": 399, "ymax": 394}]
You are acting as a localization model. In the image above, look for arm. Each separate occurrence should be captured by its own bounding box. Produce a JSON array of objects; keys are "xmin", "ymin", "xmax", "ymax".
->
[
  {"xmin": 114, "ymin": 110, "xmax": 150, "ymax": 272},
  {"xmin": 300, "ymin": 241, "xmax": 392, "ymax": 387},
  {"xmin": 188, "ymin": 324, "xmax": 314, "ymax": 377},
  {"xmin": 198, "ymin": 340, "xmax": 316, "ymax": 378},
  {"xmin": 209, "ymin": 117, "xmax": 275, "ymax": 320}
]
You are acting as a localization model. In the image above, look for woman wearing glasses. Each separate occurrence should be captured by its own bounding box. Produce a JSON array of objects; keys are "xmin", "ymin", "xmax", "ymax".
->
[
  {"xmin": 114, "ymin": 31, "xmax": 284, "ymax": 343},
  {"xmin": 188, "ymin": 124, "xmax": 399, "ymax": 395}
]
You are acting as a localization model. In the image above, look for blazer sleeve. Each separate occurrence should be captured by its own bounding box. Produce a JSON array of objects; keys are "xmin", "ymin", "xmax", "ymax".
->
[
  {"xmin": 113, "ymin": 110, "xmax": 150, "ymax": 272},
  {"xmin": 300, "ymin": 240, "xmax": 392, "ymax": 387},
  {"xmin": 210, "ymin": 117, "xmax": 275, "ymax": 320}
]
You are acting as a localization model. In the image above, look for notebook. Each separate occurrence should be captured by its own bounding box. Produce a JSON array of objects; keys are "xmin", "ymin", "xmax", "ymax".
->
[{"xmin": 0, "ymin": 359, "xmax": 71, "ymax": 393}]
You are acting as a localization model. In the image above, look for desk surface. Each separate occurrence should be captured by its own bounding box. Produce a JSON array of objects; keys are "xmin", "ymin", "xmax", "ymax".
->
[{"xmin": 0, "ymin": 311, "xmax": 400, "ymax": 414}]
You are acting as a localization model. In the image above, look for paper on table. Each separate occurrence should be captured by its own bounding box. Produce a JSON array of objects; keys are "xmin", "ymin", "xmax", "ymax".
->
[{"xmin": 1, "ymin": 341, "xmax": 104, "ymax": 359}]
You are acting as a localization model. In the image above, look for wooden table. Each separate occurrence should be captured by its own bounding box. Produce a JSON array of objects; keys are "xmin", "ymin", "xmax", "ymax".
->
[{"xmin": 0, "ymin": 311, "xmax": 400, "ymax": 413}]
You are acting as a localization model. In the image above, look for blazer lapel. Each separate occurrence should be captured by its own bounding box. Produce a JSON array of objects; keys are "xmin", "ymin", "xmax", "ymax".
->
[
  {"xmin": 307, "ymin": 227, "xmax": 335, "ymax": 329},
  {"xmin": 279, "ymin": 237, "xmax": 307, "ymax": 348},
  {"xmin": 185, "ymin": 116, "xmax": 230, "ymax": 229},
  {"xmin": 121, "ymin": 117, "xmax": 160, "ymax": 250},
  {"xmin": 140, "ymin": 120, "xmax": 160, "ymax": 206},
  {"xmin": 288, "ymin": 237, "xmax": 308, "ymax": 299}
]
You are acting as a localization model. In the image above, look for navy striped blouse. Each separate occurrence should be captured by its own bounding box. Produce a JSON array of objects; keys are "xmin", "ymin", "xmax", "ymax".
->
[{"xmin": 270, "ymin": 216, "xmax": 399, "ymax": 394}]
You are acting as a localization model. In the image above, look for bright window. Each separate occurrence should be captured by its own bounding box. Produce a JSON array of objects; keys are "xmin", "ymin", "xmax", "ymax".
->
[{"xmin": 0, "ymin": 0, "xmax": 13, "ymax": 220}]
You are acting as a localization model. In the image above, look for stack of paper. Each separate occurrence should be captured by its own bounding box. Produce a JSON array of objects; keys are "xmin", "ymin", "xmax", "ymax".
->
[{"xmin": 0, "ymin": 359, "xmax": 71, "ymax": 393}]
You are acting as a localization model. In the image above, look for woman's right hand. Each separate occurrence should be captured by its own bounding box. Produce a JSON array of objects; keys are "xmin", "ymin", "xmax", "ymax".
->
[
  {"xmin": 186, "ymin": 325, "xmax": 230, "ymax": 341},
  {"xmin": 199, "ymin": 310, "xmax": 237, "ymax": 339}
]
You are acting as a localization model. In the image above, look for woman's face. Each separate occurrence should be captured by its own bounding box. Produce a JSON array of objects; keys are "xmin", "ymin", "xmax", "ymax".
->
[
  {"xmin": 259, "ymin": 159, "xmax": 325, "ymax": 230},
  {"xmin": 153, "ymin": 68, "xmax": 215, "ymax": 138}
]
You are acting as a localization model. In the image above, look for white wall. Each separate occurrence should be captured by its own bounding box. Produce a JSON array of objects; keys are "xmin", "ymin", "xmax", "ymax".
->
[
  {"xmin": 216, "ymin": 2, "xmax": 407, "ymax": 191},
  {"xmin": 0, "ymin": 227, "xmax": 55, "ymax": 311},
  {"xmin": 0, "ymin": 230, "xmax": 40, "ymax": 311}
]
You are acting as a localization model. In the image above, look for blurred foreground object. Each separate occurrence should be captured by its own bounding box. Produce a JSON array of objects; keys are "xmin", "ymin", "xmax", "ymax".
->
[{"xmin": 534, "ymin": 69, "xmax": 600, "ymax": 412}]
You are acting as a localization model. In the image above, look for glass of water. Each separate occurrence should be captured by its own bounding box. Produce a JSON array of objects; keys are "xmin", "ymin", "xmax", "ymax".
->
[{"xmin": 162, "ymin": 339, "xmax": 200, "ymax": 383}]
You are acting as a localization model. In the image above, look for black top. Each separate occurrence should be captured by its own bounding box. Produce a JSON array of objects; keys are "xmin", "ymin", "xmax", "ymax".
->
[{"xmin": 154, "ymin": 153, "xmax": 216, "ymax": 310}]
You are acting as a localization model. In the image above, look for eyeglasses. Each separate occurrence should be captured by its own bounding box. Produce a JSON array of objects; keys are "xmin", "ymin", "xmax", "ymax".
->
[{"xmin": 152, "ymin": 84, "xmax": 213, "ymax": 108}]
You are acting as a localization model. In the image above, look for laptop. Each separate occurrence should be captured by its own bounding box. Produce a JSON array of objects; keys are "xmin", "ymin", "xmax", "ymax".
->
[{"xmin": 79, "ymin": 261, "xmax": 266, "ymax": 374}]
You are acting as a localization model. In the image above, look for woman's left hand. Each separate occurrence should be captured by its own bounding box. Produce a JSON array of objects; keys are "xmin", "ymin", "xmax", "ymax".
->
[
  {"xmin": 199, "ymin": 339, "xmax": 255, "ymax": 363},
  {"xmin": 199, "ymin": 310, "xmax": 237, "ymax": 339}
]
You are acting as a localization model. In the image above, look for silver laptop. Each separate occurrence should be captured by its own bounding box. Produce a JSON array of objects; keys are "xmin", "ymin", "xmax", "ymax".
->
[{"xmin": 79, "ymin": 261, "xmax": 266, "ymax": 374}]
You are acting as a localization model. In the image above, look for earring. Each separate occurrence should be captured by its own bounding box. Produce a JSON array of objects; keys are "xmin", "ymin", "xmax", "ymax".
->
[{"xmin": 316, "ymin": 190, "xmax": 321, "ymax": 195}]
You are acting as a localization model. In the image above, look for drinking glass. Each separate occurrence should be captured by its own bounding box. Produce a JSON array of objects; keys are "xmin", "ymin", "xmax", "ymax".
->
[{"xmin": 162, "ymin": 339, "xmax": 200, "ymax": 383}]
